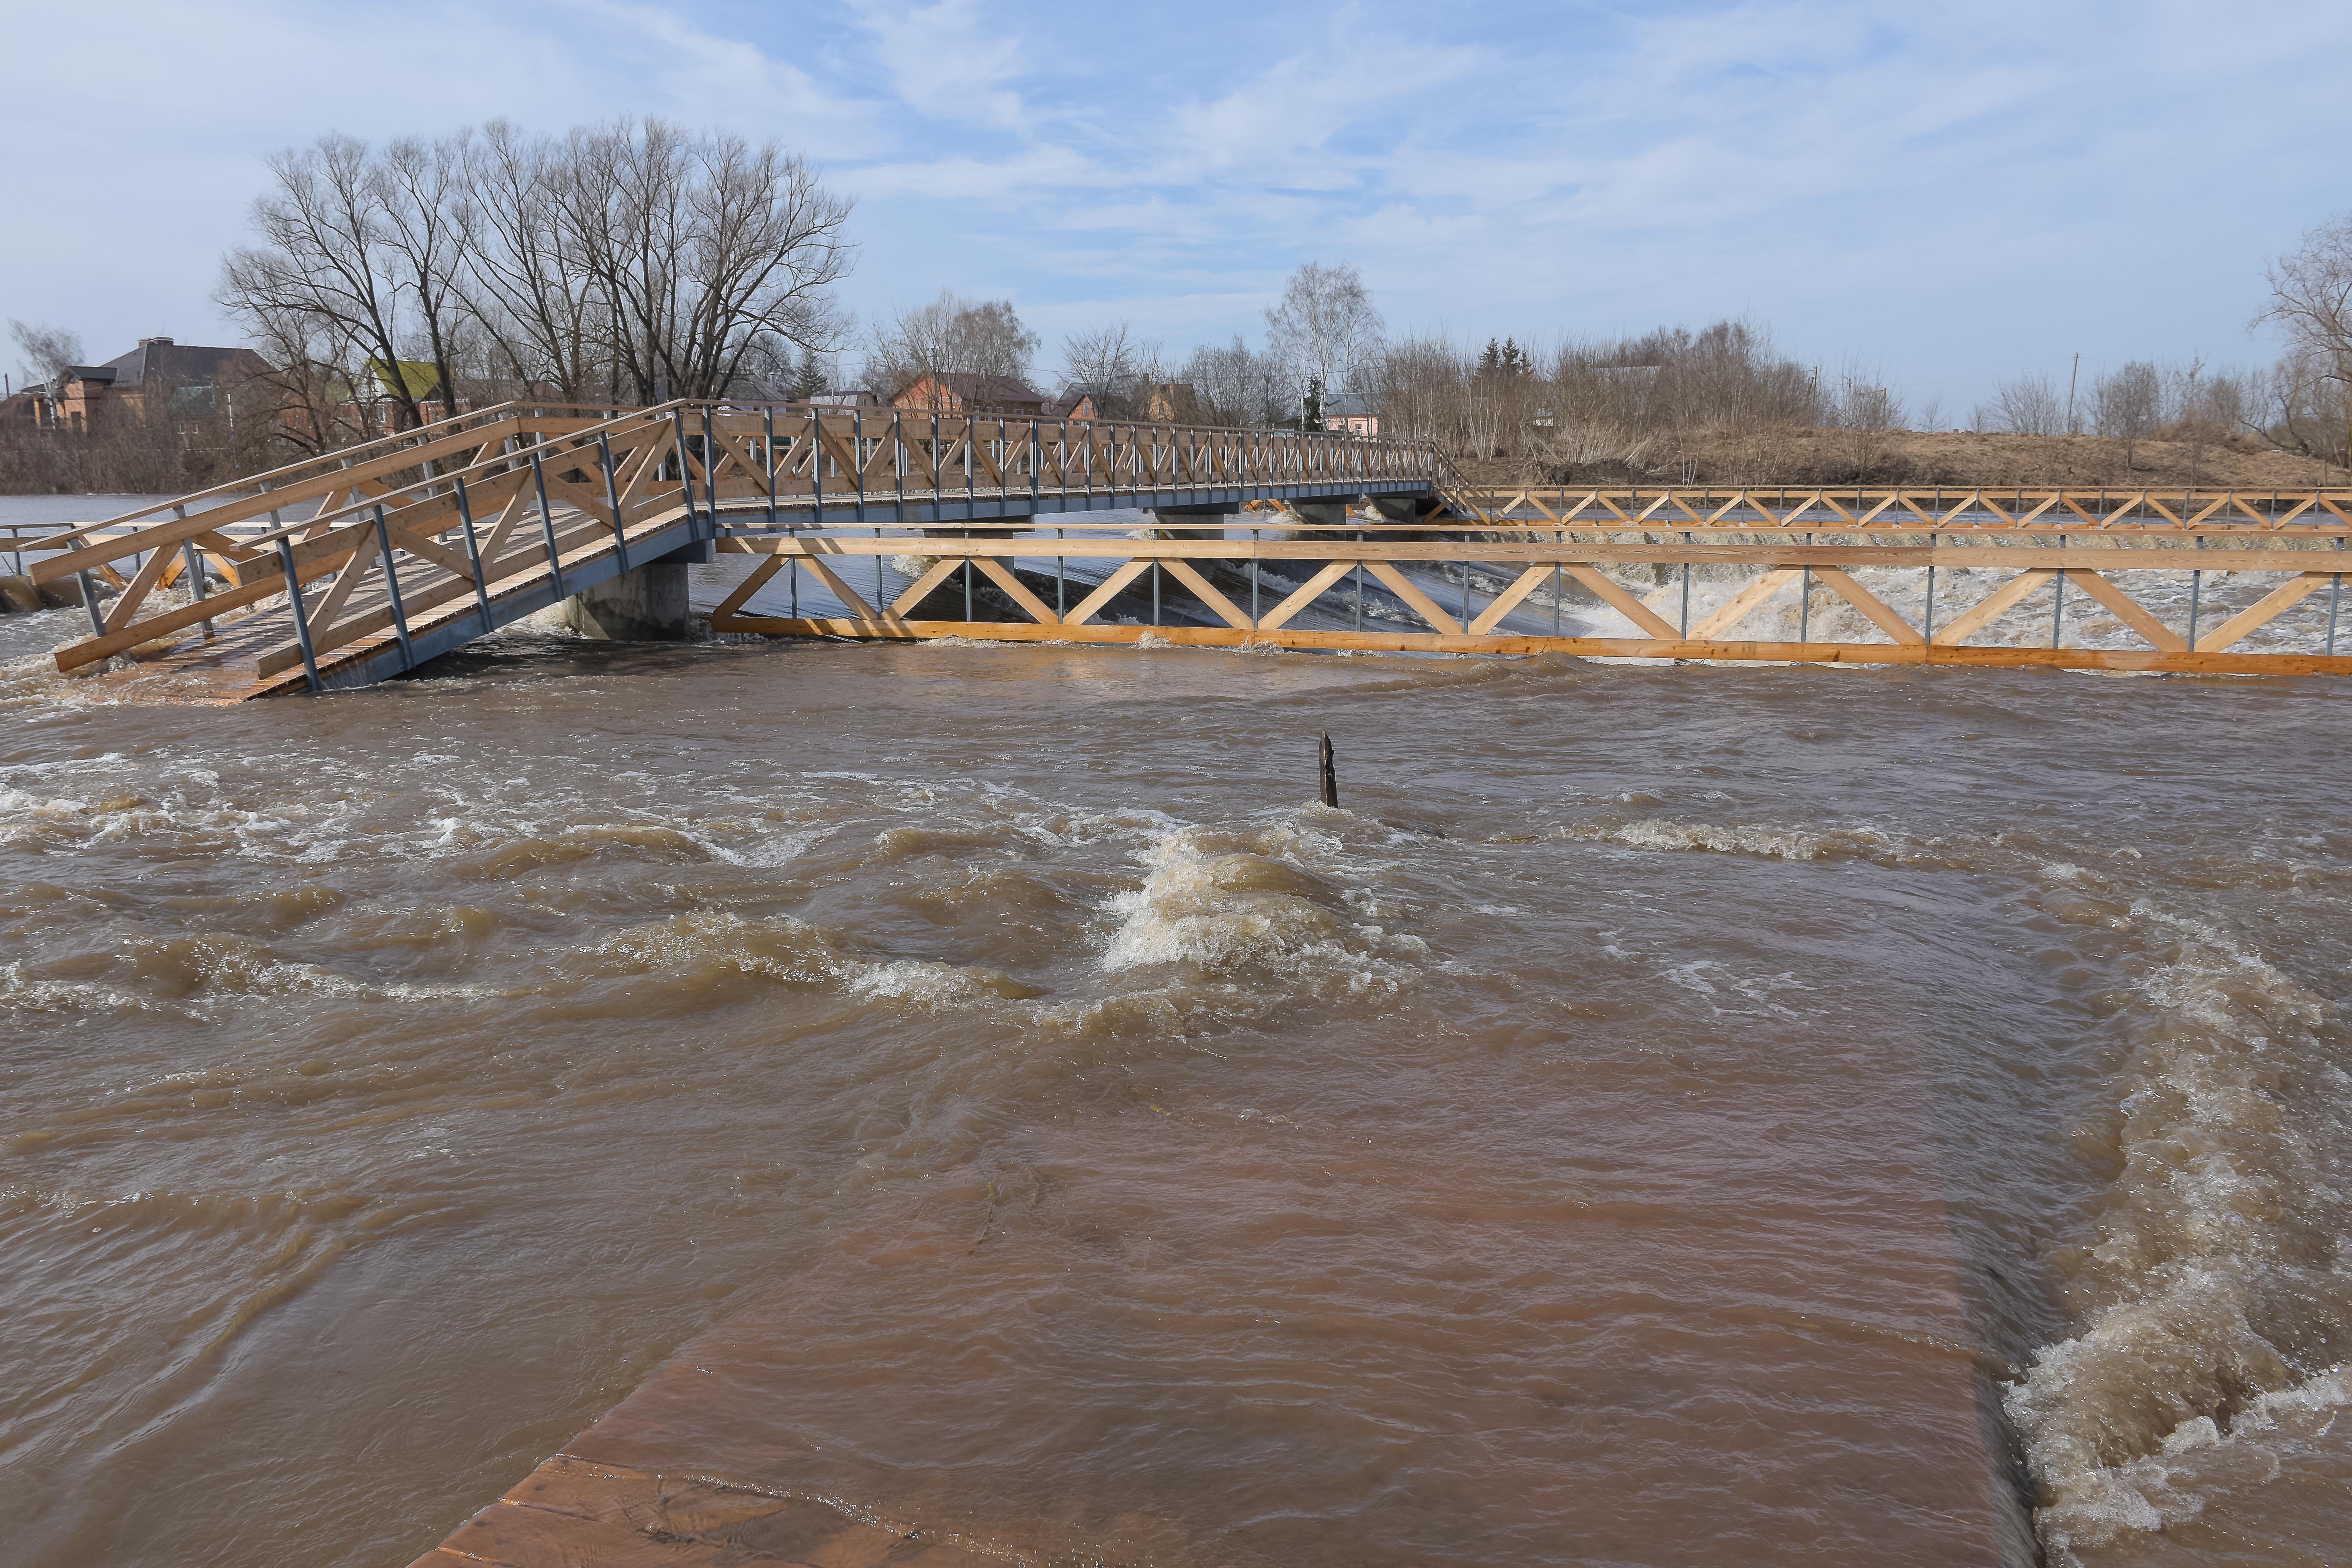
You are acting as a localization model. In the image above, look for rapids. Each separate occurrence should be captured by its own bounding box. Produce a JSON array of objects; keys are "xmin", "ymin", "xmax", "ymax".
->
[{"xmin": 2, "ymin": 569, "xmax": 2349, "ymax": 1564}]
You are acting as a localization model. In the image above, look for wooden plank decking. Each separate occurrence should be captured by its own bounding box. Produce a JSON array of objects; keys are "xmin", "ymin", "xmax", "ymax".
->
[{"xmin": 409, "ymin": 1454, "xmax": 994, "ymax": 1568}]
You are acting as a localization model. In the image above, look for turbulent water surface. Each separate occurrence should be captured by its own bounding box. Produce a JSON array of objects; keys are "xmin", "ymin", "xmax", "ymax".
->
[{"xmin": 3, "ymin": 567, "xmax": 2350, "ymax": 1565}]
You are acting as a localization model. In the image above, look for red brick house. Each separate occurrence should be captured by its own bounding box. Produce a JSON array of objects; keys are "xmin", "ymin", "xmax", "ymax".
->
[{"xmin": 14, "ymin": 337, "xmax": 273, "ymax": 431}]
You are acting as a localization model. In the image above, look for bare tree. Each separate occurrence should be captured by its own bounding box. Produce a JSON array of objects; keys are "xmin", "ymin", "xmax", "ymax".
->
[
  {"xmin": 219, "ymin": 134, "xmax": 428, "ymax": 431},
  {"xmin": 8, "ymin": 319, "xmax": 84, "ymax": 392},
  {"xmin": 375, "ymin": 134, "xmax": 469, "ymax": 418},
  {"xmin": 1376, "ymin": 335, "xmax": 1467, "ymax": 444},
  {"xmin": 2258, "ymin": 211, "xmax": 2352, "ymax": 471},
  {"xmin": 558, "ymin": 119, "xmax": 853, "ymax": 403},
  {"xmin": 1976, "ymin": 373, "xmax": 2065, "ymax": 436},
  {"xmin": 2266, "ymin": 345, "xmax": 2352, "ymax": 469},
  {"xmin": 866, "ymin": 291, "xmax": 1039, "ymax": 404},
  {"xmin": 2093, "ymin": 361, "xmax": 2162, "ymax": 467},
  {"xmin": 454, "ymin": 120, "xmax": 622, "ymax": 403},
  {"xmin": 1058, "ymin": 320, "xmax": 1147, "ymax": 410},
  {"xmin": 1178, "ymin": 336, "xmax": 1278, "ymax": 427},
  {"xmin": 1264, "ymin": 261, "xmax": 1384, "ymax": 427},
  {"xmin": 219, "ymin": 119, "xmax": 855, "ymax": 441},
  {"xmin": 1828, "ymin": 366, "xmax": 1904, "ymax": 469}
]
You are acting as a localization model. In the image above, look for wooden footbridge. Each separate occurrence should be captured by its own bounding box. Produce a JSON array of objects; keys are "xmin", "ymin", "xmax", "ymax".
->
[{"xmin": 14, "ymin": 401, "xmax": 2352, "ymax": 698}]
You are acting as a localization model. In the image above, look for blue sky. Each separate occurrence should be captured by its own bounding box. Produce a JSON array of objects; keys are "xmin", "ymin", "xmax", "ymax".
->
[{"xmin": 5, "ymin": 0, "xmax": 2347, "ymax": 414}]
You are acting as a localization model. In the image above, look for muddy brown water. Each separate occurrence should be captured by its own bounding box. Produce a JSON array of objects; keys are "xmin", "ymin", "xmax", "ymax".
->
[{"xmin": 3, "ymin": 620, "xmax": 2349, "ymax": 1567}]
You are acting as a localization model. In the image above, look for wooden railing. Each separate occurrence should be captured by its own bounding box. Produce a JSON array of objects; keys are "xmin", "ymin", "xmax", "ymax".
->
[
  {"xmin": 18, "ymin": 403, "xmax": 1439, "ymax": 690},
  {"xmin": 1441, "ymin": 483, "xmax": 2352, "ymax": 534},
  {"xmin": 702, "ymin": 505, "xmax": 2352, "ymax": 676}
]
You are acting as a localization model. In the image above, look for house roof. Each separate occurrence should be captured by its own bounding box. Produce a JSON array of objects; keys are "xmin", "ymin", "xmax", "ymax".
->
[
  {"xmin": 901, "ymin": 373, "xmax": 1046, "ymax": 407},
  {"xmin": 366, "ymin": 358, "xmax": 446, "ymax": 399},
  {"xmin": 98, "ymin": 337, "xmax": 264, "ymax": 389}
]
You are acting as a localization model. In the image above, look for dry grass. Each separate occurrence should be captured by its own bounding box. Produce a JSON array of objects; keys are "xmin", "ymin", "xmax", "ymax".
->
[{"xmin": 1453, "ymin": 427, "xmax": 2350, "ymax": 491}]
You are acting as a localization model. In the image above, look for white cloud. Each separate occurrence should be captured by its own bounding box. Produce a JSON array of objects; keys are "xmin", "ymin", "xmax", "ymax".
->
[{"xmin": 4, "ymin": 0, "xmax": 2348, "ymax": 392}]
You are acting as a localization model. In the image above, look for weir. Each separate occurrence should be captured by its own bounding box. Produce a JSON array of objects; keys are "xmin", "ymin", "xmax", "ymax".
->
[{"xmin": 11, "ymin": 399, "xmax": 2352, "ymax": 698}]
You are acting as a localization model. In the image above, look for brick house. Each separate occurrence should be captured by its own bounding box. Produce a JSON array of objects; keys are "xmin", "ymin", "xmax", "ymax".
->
[
  {"xmin": 12, "ymin": 337, "xmax": 273, "ymax": 431},
  {"xmin": 890, "ymin": 374, "xmax": 1049, "ymax": 417},
  {"xmin": 1322, "ymin": 393, "xmax": 1379, "ymax": 438}
]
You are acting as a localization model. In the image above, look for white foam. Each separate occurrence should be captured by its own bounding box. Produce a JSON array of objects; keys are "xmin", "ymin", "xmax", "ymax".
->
[
  {"xmin": 2006, "ymin": 901, "xmax": 2352, "ymax": 1562},
  {"xmin": 1097, "ymin": 820, "xmax": 1426, "ymax": 991}
]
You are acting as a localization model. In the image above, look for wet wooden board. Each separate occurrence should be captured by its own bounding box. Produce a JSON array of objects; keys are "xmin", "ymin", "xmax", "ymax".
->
[{"xmin": 409, "ymin": 1453, "xmax": 995, "ymax": 1568}]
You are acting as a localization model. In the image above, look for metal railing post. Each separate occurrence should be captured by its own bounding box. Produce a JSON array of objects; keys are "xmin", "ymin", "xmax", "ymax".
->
[
  {"xmin": 372, "ymin": 506, "xmax": 417, "ymax": 669},
  {"xmin": 764, "ymin": 406, "xmax": 778, "ymax": 530},
  {"xmin": 809, "ymin": 407, "xmax": 825, "ymax": 529},
  {"xmin": 275, "ymin": 538, "xmax": 322, "ymax": 692},
  {"xmin": 453, "ymin": 475, "xmax": 495, "ymax": 633},
  {"xmin": 598, "ymin": 432, "xmax": 630, "ymax": 572},
  {"xmin": 531, "ymin": 449, "xmax": 567, "ymax": 600},
  {"xmin": 701, "ymin": 406, "xmax": 721, "ymax": 540},
  {"xmin": 181, "ymin": 538, "xmax": 214, "ymax": 637},
  {"xmin": 853, "ymin": 406, "xmax": 867, "ymax": 524},
  {"xmin": 2053, "ymin": 533, "xmax": 2066, "ymax": 648},
  {"xmin": 78, "ymin": 571, "xmax": 106, "ymax": 639},
  {"xmin": 670, "ymin": 408, "xmax": 700, "ymax": 535}
]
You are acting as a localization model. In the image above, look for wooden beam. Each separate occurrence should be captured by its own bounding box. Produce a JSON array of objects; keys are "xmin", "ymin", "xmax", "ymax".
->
[
  {"xmin": 1255, "ymin": 560, "xmax": 1357, "ymax": 632},
  {"xmin": 2198, "ymin": 572, "xmax": 2333, "ymax": 652},
  {"xmin": 792, "ymin": 553, "xmax": 885, "ymax": 630},
  {"xmin": 973, "ymin": 556, "xmax": 1062, "ymax": 625},
  {"xmin": 699, "ymin": 614, "xmax": 2352, "ymax": 676},
  {"xmin": 1157, "ymin": 558, "xmax": 1253, "ymax": 630},
  {"xmin": 1930, "ymin": 569, "xmax": 2056, "ymax": 647},
  {"xmin": 100, "ymin": 540, "xmax": 181, "ymax": 635},
  {"xmin": 1563, "ymin": 564, "xmax": 1680, "ymax": 639},
  {"xmin": 1468, "ymin": 564, "xmax": 1554, "ymax": 634},
  {"xmin": 1064, "ymin": 559, "xmax": 1155, "ymax": 626},
  {"xmin": 1690, "ymin": 567, "xmax": 1801, "ymax": 641},
  {"xmin": 1362, "ymin": 560, "xmax": 1462, "ymax": 635},
  {"xmin": 2065, "ymin": 569, "xmax": 2186, "ymax": 652},
  {"xmin": 710, "ymin": 553, "xmax": 787, "ymax": 625},
  {"xmin": 303, "ymin": 545, "xmax": 381, "ymax": 643},
  {"xmin": 1811, "ymin": 566, "xmax": 1925, "ymax": 645},
  {"xmin": 887, "ymin": 557, "xmax": 965, "ymax": 617}
]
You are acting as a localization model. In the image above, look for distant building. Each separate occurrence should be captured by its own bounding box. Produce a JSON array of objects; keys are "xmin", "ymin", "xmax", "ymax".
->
[
  {"xmin": 890, "ymin": 374, "xmax": 1049, "ymax": 417},
  {"xmin": 360, "ymin": 358, "xmax": 470, "ymax": 425},
  {"xmin": 11, "ymin": 336, "xmax": 273, "ymax": 432},
  {"xmin": 1144, "ymin": 382, "xmax": 1202, "ymax": 425},
  {"xmin": 1321, "ymin": 392, "xmax": 1379, "ymax": 438},
  {"xmin": 806, "ymin": 389, "xmax": 881, "ymax": 408},
  {"xmin": 1048, "ymin": 391, "xmax": 1099, "ymax": 422}
]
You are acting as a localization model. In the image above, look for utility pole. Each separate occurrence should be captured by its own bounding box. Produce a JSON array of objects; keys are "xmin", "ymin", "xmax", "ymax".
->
[{"xmin": 2065, "ymin": 352, "xmax": 2080, "ymax": 435}]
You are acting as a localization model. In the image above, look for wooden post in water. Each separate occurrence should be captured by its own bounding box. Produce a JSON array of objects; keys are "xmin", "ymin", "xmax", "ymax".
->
[{"xmin": 1319, "ymin": 732, "xmax": 1339, "ymax": 809}]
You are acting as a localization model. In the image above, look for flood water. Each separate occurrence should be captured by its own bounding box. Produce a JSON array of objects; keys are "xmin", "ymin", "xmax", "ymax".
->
[{"xmin": 4, "ymin": 565, "xmax": 2351, "ymax": 1564}]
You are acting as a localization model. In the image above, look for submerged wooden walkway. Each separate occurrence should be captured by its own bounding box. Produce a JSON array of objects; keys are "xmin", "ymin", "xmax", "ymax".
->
[
  {"xmin": 15, "ymin": 400, "xmax": 2352, "ymax": 695},
  {"xmin": 408, "ymin": 1456, "xmax": 995, "ymax": 1568}
]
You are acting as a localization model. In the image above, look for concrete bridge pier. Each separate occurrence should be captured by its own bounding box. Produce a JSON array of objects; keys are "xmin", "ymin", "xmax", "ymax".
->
[
  {"xmin": 1368, "ymin": 495, "xmax": 1435, "ymax": 525},
  {"xmin": 561, "ymin": 538, "xmax": 714, "ymax": 641},
  {"xmin": 1144, "ymin": 504, "xmax": 1228, "ymax": 537}
]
